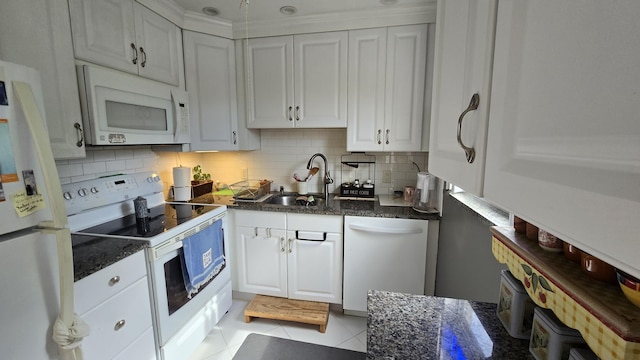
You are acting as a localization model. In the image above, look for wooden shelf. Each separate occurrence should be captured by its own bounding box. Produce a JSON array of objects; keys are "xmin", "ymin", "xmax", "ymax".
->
[{"xmin": 491, "ymin": 226, "xmax": 640, "ymax": 360}]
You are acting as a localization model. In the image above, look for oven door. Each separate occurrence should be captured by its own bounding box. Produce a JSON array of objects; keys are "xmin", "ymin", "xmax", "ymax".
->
[{"xmin": 148, "ymin": 214, "xmax": 231, "ymax": 347}]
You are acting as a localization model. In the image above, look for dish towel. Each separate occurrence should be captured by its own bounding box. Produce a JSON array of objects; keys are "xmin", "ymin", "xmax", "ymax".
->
[{"xmin": 180, "ymin": 219, "xmax": 225, "ymax": 298}]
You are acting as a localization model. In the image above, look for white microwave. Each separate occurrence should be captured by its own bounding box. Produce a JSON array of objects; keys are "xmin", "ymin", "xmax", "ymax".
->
[{"xmin": 77, "ymin": 65, "xmax": 190, "ymax": 146}]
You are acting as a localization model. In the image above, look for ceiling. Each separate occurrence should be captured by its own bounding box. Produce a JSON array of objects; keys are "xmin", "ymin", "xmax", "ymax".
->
[{"xmin": 172, "ymin": 0, "xmax": 434, "ymax": 24}]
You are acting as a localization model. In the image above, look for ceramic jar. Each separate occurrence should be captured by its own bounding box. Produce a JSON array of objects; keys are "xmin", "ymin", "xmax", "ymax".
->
[{"xmin": 538, "ymin": 229, "xmax": 563, "ymax": 252}]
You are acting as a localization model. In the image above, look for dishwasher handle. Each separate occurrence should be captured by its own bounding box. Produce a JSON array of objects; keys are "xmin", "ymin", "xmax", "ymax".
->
[{"xmin": 348, "ymin": 223, "xmax": 424, "ymax": 235}]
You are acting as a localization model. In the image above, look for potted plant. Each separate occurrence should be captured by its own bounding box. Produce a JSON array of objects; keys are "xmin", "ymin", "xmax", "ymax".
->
[{"xmin": 191, "ymin": 165, "xmax": 213, "ymax": 197}]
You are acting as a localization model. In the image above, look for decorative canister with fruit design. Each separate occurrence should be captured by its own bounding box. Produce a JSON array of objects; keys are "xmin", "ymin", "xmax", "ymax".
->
[
  {"xmin": 497, "ymin": 270, "xmax": 536, "ymax": 339},
  {"xmin": 529, "ymin": 308, "xmax": 586, "ymax": 360}
]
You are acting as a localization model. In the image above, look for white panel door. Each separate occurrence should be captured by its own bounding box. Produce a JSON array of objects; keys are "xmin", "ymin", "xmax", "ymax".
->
[
  {"xmin": 133, "ymin": 2, "xmax": 182, "ymax": 86},
  {"xmin": 287, "ymin": 232, "xmax": 342, "ymax": 304},
  {"xmin": 428, "ymin": 0, "xmax": 497, "ymax": 195},
  {"xmin": 0, "ymin": 0, "xmax": 86, "ymax": 159},
  {"xmin": 347, "ymin": 28, "xmax": 387, "ymax": 151},
  {"xmin": 294, "ymin": 32, "xmax": 348, "ymax": 128},
  {"xmin": 183, "ymin": 31, "xmax": 238, "ymax": 150},
  {"xmin": 484, "ymin": 1, "xmax": 640, "ymax": 279},
  {"xmin": 236, "ymin": 226, "xmax": 287, "ymax": 297},
  {"xmin": 383, "ymin": 24, "xmax": 428, "ymax": 152},
  {"xmin": 246, "ymin": 36, "xmax": 294, "ymax": 128},
  {"xmin": 69, "ymin": 0, "xmax": 137, "ymax": 75}
]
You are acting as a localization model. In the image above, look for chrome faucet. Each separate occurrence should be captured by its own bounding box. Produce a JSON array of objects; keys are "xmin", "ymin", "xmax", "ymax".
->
[{"xmin": 306, "ymin": 153, "xmax": 333, "ymax": 202}]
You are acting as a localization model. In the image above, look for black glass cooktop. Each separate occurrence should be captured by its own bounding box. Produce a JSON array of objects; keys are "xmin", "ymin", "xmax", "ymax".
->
[{"xmin": 75, "ymin": 203, "xmax": 223, "ymax": 240}]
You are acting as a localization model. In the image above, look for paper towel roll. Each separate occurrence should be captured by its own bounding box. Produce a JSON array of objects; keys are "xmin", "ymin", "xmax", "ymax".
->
[
  {"xmin": 173, "ymin": 167, "xmax": 191, "ymax": 188},
  {"xmin": 174, "ymin": 186, "xmax": 191, "ymax": 201}
]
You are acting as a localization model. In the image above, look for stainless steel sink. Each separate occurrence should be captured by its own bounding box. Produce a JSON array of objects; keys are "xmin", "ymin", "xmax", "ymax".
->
[{"xmin": 264, "ymin": 194, "xmax": 322, "ymax": 206}]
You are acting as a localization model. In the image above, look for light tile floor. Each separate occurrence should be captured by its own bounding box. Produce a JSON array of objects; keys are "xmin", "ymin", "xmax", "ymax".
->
[{"xmin": 188, "ymin": 299, "xmax": 367, "ymax": 360}]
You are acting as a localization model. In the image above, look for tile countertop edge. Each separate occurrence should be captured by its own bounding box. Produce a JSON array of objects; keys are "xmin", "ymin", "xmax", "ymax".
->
[{"xmin": 448, "ymin": 191, "xmax": 510, "ymax": 226}]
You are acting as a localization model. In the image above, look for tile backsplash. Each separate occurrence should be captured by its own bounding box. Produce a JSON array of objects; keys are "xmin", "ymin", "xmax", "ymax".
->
[{"xmin": 57, "ymin": 129, "xmax": 428, "ymax": 197}]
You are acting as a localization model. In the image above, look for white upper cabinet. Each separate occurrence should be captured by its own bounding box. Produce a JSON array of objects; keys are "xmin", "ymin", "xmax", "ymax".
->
[
  {"xmin": 245, "ymin": 32, "xmax": 348, "ymax": 128},
  {"xmin": 0, "ymin": 0, "xmax": 86, "ymax": 159},
  {"xmin": 69, "ymin": 0, "xmax": 183, "ymax": 86},
  {"xmin": 484, "ymin": 1, "xmax": 640, "ymax": 278},
  {"xmin": 182, "ymin": 31, "xmax": 259, "ymax": 151},
  {"xmin": 347, "ymin": 25, "xmax": 428, "ymax": 152},
  {"xmin": 427, "ymin": 0, "xmax": 497, "ymax": 195}
]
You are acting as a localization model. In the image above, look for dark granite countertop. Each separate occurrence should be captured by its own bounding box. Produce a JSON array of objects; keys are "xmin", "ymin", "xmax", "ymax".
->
[
  {"xmin": 191, "ymin": 192, "xmax": 441, "ymax": 220},
  {"xmin": 367, "ymin": 290, "xmax": 533, "ymax": 360},
  {"xmin": 72, "ymin": 193, "xmax": 438, "ymax": 282},
  {"xmin": 72, "ymin": 234, "xmax": 147, "ymax": 282}
]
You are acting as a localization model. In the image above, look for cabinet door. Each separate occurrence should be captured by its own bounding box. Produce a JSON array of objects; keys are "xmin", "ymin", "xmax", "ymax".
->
[
  {"xmin": 383, "ymin": 24, "xmax": 428, "ymax": 151},
  {"xmin": 133, "ymin": 2, "xmax": 182, "ymax": 86},
  {"xmin": 0, "ymin": 0, "xmax": 85, "ymax": 159},
  {"xmin": 287, "ymin": 232, "xmax": 343, "ymax": 304},
  {"xmin": 236, "ymin": 226, "xmax": 287, "ymax": 297},
  {"xmin": 484, "ymin": 1, "xmax": 640, "ymax": 278},
  {"xmin": 428, "ymin": 0, "xmax": 497, "ymax": 195},
  {"xmin": 69, "ymin": 0, "xmax": 138, "ymax": 75},
  {"xmin": 347, "ymin": 28, "xmax": 387, "ymax": 151},
  {"xmin": 294, "ymin": 32, "xmax": 348, "ymax": 128},
  {"xmin": 184, "ymin": 31, "xmax": 239, "ymax": 151},
  {"xmin": 246, "ymin": 36, "xmax": 294, "ymax": 128}
]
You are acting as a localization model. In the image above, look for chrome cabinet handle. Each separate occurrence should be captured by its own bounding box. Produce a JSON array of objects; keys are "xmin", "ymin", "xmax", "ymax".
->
[
  {"xmin": 280, "ymin": 237, "xmax": 285, "ymax": 252},
  {"xmin": 140, "ymin": 47, "xmax": 147, "ymax": 67},
  {"xmin": 288, "ymin": 238, "xmax": 293, "ymax": 253},
  {"xmin": 457, "ymin": 93, "xmax": 480, "ymax": 164},
  {"xmin": 232, "ymin": 131, "xmax": 237, "ymax": 144},
  {"xmin": 114, "ymin": 319, "xmax": 126, "ymax": 331},
  {"xmin": 288, "ymin": 106, "xmax": 293, "ymax": 121},
  {"xmin": 295, "ymin": 106, "xmax": 300, "ymax": 121},
  {"xmin": 266, "ymin": 228, "xmax": 272, "ymax": 238},
  {"xmin": 377, "ymin": 129, "xmax": 382, "ymax": 144},
  {"xmin": 385, "ymin": 129, "xmax": 390, "ymax": 145},
  {"xmin": 254, "ymin": 227, "xmax": 258, "ymax": 237},
  {"xmin": 74, "ymin": 122, "xmax": 84, "ymax": 147},
  {"xmin": 108, "ymin": 276, "xmax": 120, "ymax": 286},
  {"xmin": 131, "ymin": 43, "xmax": 138, "ymax": 64}
]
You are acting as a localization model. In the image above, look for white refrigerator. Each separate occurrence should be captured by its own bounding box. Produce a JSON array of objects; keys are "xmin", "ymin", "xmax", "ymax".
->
[{"xmin": 0, "ymin": 60, "xmax": 83, "ymax": 359}]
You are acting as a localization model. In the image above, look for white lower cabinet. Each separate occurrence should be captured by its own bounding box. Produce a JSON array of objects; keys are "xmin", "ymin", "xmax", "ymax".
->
[
  {"xmin": 234, "ymin": 210, "xmax": 343, "ymax": 304},
  {"xmin": 75, "ymin": 251, "xmax": 155, "ymax": 360}
]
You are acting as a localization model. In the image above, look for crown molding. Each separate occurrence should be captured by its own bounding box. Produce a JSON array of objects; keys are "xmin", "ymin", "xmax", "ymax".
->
[
  {"xmin": 138, "ymin": 0, "xmax": 436, "ymax": 39},
  {"xmin": 232, "ymin": 4, "xmax": 437, "ymax": 39}
]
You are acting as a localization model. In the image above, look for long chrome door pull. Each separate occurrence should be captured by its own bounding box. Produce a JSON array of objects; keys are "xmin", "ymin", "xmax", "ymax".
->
[
  {"xmin": 457, "ymin": 93, "xmax": 480, "ymax": 164},
  {"xmin": 280, "ymin": 237, "xmax": 285, "ymax": 252},
  {"xmin": 385, "ymin": 129, "xmax": 390, "ymax": 145},
  {"xmin": 288, "ymin": 238, "xmax": 293, "ymax": 253},
  {"xmin": 288, "ymin": 106, "xmax": 293, "ymax": 121},
  {"xmin": 295, "ymin": 106, "xmax": 300, "ymax": 121},
  {"xmin": 377, "ymin": 129, "xmax": 382, "ymax": 144}
]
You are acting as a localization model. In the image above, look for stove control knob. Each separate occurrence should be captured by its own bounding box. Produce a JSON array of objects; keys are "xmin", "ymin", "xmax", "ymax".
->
[
  {"xmin": 78, "ymin": 188, "xmax": 88, "ymax": 197},
  {"xmin": 153, "ymin": 175, "xmax": 161, "ymax": 182},
  {"xmin": 63, "ymin": 192, "xmax": 73, "ymax": 200},
  {"xmin": 90, "ymin": 187, "xmax": 99, "ymax": 194}
]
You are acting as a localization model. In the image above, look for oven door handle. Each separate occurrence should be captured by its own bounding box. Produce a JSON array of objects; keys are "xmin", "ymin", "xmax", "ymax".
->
[{"xmin": 151, "ymin": 238, "xmax": 183, "ymax": 261}]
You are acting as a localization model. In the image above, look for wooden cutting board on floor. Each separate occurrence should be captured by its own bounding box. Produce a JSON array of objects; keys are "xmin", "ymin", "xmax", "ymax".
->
[{"xmin": 244, "ymin": 295, "xmax": 330, "ymax": 333}]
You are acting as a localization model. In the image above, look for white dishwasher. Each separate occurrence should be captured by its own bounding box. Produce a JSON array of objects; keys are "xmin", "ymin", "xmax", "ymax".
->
[{"xmin": 343, "ymin": 216, "xmax": 429, "ymax": 313}]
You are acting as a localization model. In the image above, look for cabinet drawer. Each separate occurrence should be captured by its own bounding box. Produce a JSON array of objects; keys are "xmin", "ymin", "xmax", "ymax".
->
[
  {"xmin": 287, "ymin": 213, "xmax": 342, "ymax": 233},
  {"xmin": 75, "ymin": 251, "xmax": 147, "ymax": 314},
  {"xmin": 113, "ymin": 327, "xmax": 156, "ymax": 360},
  {"xmin": 80, "ymin": 277, "xmax": 153, "ymax": 360},
  {"xmin": 235, "ymin": 210, "xmax": 286, "ymax": 228}
]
